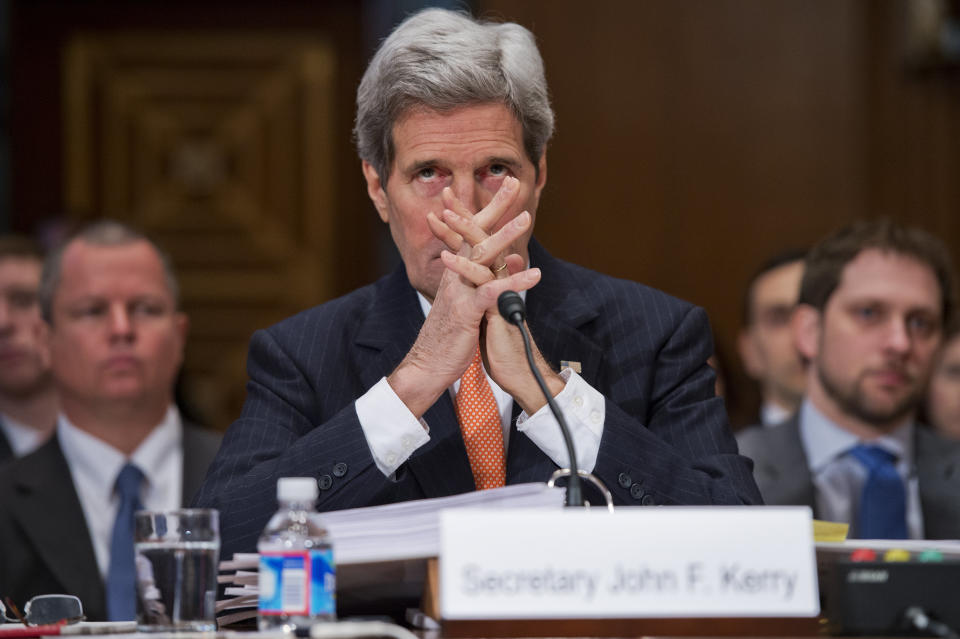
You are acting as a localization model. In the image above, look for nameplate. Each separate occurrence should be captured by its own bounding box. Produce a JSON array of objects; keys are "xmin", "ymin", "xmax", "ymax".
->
[{"xmin": 439, "ymin": 507, "xmax": 819, "ymax": 619}]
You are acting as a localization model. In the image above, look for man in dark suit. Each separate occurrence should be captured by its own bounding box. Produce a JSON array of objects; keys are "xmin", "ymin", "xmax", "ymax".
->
[
  {"xmin": 736, "ymin": 249, "xmax": 807, "ymax": 427},
  {"xmin": 195, "ymin": 8, "xmax": 761, "ymax": 560},
  {"xmin": 0, "ymin": 222, "xmax": 221, "ymax": 620},
  {"xmin": 0, "ymin": 235, "xmax": 57, "ymax": 461},
  {"xmin": 738, "ymin": 220, "xmax": 960, "ymax": 539}
]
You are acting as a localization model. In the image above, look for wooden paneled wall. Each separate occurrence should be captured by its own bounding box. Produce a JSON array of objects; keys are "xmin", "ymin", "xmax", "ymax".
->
[
  {"xmin": 10, "ymin": 0, "xmax": 960, "ymax": 427},
  {"xmin": 479, "ymin": 0, "xmax": 960, "ymax": 425}
]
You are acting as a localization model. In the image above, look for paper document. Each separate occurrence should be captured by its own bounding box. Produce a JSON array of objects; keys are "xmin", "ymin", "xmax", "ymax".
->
[
  {"xmin": 322, "ymin": 482, "xmax": 565, "ymax": 564},
  {"xmin": 215, "ymin": 482, "xmax": 565, "ymax": 626}
]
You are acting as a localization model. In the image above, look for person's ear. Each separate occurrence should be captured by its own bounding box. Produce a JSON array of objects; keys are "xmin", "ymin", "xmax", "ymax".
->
[
  {"xmin": 173, "ymin": 312, "xmax": 190, "ymax": 366},
  {"xmin": 35, "ymin": 319, "xmax": 51, "ymax": 368},
  {"xmin": 532, "ymin": 152, "xmax": 548, "ymax": 206},
  {"xmin": 793, "ymin": 304, "xmax": 821, "ymax": 362},
  {"xmin": 362, "ymin": 161, "xmax": 390, "ymax": 223}
]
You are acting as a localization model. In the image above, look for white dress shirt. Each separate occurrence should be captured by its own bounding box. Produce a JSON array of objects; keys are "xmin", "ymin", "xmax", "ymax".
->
[
  {"xmin": 58, "ymin": 406, "xmax": 184, "ymax": 579},
  {"xmin": 355, "ymin": 292, "xmax": 605, "ymax": 478},
  {"xmin": 0, "ymin": 412, "xmax": 49, "ymax": 457},
  {"xmin": 798, "ymin": 399, "xmax": 923, "ymax": 539},
  {"xmin": 761, "ymin": 401, "xmax": 792, "ymax": 427}
]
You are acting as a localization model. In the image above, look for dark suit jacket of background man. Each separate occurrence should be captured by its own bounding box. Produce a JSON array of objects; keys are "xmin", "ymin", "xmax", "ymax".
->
[
  {"xmin": 737, "ymin": 412, "xmax": 960, "ymax": 539},
  {"xmin": 0, "ymin": 427, "xmax": 12, "ymax": 462},
  {"xmin": 0, "ymin": 423, "xmax": 221, "ymax": 620},
  {"xmin": 195, "ymin": 239, "xmax": 762, "ymax": 559}
]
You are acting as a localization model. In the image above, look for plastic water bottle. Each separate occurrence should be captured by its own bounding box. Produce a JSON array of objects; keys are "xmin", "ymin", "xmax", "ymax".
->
[{"xmin": 258, "ymin": 477, "xmax": 336, "ymax": 631}]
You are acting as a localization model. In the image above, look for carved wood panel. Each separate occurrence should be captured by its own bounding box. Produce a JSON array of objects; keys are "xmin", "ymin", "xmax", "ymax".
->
[{"xmin": 63, "ymin": 32, "xmax": 337, "ymax": 430}]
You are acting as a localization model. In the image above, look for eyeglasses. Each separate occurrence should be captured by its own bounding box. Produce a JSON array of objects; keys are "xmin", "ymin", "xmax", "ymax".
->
[{"xmin": 1, "ymin": 595, "xmax": 85, "ymax": 626}]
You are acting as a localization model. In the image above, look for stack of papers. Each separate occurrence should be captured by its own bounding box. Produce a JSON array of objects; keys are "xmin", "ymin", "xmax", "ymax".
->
[
  {"xmin": 216, "ymin": 554, "xmax": 259, "ymax": 627},
  {"xmin": 324, "ymin": 482, "xmax": 565, "ymax": 564},
  {"xmin": 215, "ymin": 482, "xmax": 565, "ymax": 625}
]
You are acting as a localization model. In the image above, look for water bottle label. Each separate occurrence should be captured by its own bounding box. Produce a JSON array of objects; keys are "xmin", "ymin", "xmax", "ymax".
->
[{"xmin": 259, "ymin": 550, "xmax": 335, "ymax": 616}]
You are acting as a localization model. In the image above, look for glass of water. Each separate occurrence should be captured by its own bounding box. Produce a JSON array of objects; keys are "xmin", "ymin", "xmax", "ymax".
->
[{"xmin": 134, "ymin": 509, "xmax": 220, "ymax": 632}]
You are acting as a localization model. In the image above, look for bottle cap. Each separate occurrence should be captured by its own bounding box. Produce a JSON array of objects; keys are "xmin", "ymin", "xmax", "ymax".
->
[{"xmin": 278, "ymin": 477, "xmax": 319, "ymax": 502}]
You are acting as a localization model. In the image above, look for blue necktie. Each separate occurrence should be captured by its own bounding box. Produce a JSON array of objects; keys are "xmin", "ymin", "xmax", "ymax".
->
[
  {"xmin": 106, "ymin": 463, "xmax": 145, "ymax": 620},
  {"xmin": 848, "ymin": 444, "xmax": 908, "ymax": 539}
]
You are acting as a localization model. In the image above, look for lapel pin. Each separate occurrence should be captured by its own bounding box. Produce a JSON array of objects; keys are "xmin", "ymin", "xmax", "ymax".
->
[{"xmin": 560, "ymin": 360, "xmax": 582, "ymax": 374}]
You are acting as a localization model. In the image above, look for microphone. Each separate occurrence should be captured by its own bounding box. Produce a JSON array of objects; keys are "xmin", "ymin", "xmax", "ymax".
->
[{"xmin": 497, "ymin": 291, "xmax": 583, "ymax": 507}]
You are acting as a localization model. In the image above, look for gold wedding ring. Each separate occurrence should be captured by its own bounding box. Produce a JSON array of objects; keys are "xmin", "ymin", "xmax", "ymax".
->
[{"xmin": 491, "ymin": 263, "xmax": 508, "ymax": 274}]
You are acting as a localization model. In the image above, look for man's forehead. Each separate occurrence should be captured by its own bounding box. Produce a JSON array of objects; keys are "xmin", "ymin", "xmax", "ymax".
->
[
  {"xmin": 0, "ymin": 256, "xmax": 42, "ymax": 280},
  {"xmin": 391, "ymin": 104, "xmax": 525, "ymax": 163},
  {"xmin": 63, "ymin": 238, "xmax": 159, "ymax": 269},
  {"xmin": 59, "ymin": 240, "xmax": 171, "ymax": 295},
  {"xmin": 753, "ymin": 260, "xmax": 804, "ymax": 307},
  {"xmin": 833, "ymin": 248, "xmax": 941, "ymax": 308}
]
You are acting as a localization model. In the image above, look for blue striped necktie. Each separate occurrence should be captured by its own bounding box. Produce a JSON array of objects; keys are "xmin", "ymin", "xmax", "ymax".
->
[
  {"xmin": 106, "ymin": 463, "xmax": 145, "ymax": 620},
  {"xmin": 848, "ymin": 444, "xmax": 907, "ymax": 539}
]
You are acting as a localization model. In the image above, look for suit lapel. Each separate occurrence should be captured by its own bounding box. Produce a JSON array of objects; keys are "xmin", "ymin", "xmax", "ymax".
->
[
  {"xmin": 353, "ymin": 267, "xmax": 475, "ymax": 497},
  {"xmin": 764, "ymin": 413, "xmax": 817, "ymax": 510},
  {"xmin": 181, "ymin": 424, "xmax": 221, "ymax": 505},
  {"xmin": 0, "ymin": 424, "xmax": 12, "ymax": 462},
  {"xmin": 506, "ymin": 240, "xmax": 605, "ymax": 482},
  {"xmin": 348, "ymin": 243, "xmax": 607, "ymax": 494},
  {"xmin": 8, "ymin": 437, "xmax": 105, "ymax": 617},
  {"xmin": 915, "ymin": 426, "xmax": 960, "ymax": 538},
  {"xmin": 408, "ymin": 395, "xmax": 476, "ymax": 497},
  {"xmin": 354, "ymin": 267, "xmax": 424, "ymax": 391}
]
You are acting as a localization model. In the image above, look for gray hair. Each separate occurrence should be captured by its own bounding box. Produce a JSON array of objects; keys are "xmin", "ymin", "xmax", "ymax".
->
[
  {"xmin": 354, "ymin": 8, "xmax": 555, "ymax": 183},
  {"xmin": 39, "ymin": 220, "xmax": 181, "ymax": 323}
]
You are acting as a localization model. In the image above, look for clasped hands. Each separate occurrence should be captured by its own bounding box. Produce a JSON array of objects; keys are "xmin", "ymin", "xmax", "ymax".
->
[{"xmin": 387, "ymin": 176, "xmax": 564, "ymax": 420}]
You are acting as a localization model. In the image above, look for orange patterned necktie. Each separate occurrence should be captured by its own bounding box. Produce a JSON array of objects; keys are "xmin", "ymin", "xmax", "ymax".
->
[{"xmin": 455, "ymin": 348, "xmax": 506, "ymax": 490}]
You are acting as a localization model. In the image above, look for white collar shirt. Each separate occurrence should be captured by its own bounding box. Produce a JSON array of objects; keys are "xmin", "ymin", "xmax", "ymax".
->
[
  {"xmin": 761, "ymin": 401, "xmax": 793, "ymax": 427},
  {"xmin": 0, "ymin": 412, "xmax": 49, "ymax": 457},
  {"xmin": 798, "ymin": 398, "xmax": 922, "ymax": 539},
  {"xmin": 58, "ymin": 405, "xmax": 184, "ymax": 579}
]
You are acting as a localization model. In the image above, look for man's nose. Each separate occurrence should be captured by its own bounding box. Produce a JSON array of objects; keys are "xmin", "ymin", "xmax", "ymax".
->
[
  {"xmin": 108, "ymin": 305, "xmax": 134, "ymax": 339},
  {"xmin": 884, "ymin": 317, "xmax": 912, "ymax": 354},
  {"xmin": 450, "ymin": 176, "xmax": 479, "ymax": 214}
]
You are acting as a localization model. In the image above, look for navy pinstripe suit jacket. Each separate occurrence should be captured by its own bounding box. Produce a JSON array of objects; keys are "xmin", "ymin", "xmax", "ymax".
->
[{"xmin": 195, "ymin": 240, "xmax": 761, "ymax": 559}]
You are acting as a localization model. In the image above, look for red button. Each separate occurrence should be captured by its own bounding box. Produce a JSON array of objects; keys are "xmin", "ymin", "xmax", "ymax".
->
[{"xmin": 850, "ymin": 548, "xmax": 877, "ymax": 561}]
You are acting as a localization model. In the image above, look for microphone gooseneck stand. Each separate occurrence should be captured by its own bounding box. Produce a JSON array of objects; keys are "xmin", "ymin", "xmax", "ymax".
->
[{"xmin": 497, "ymin": 290, "xmax": 583, "ymax": 507}]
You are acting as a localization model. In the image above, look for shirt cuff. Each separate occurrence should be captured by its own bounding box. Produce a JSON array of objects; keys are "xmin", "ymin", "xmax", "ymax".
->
[
  {"xmin": 355, "ymin": 377, "xmax": 431, "ymax": 477},
  {"xmin": 516, "ymin": 368, "xmax": 604, "ymax": 472}
]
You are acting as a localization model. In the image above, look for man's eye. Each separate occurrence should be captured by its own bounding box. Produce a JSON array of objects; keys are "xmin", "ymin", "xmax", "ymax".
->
[
  {"xmin": 907, "ymin": 314, "xmax": 937, "ymax": 337},
  {"xmin": 760, "ymin": 305, "xmax": 793, "ymax": 328},
  {"xmin": 854, "ymin": 306, "xmax": 880, "ymax": 321},
  {"xmin": 131, "ymin": 301, "xmax": 165, "ymax": 317},
  {"xmin": 8, "ymin": 291, "xmax": 37, "ymax": 309},
  {"xmin": 73, "ymin": 305, "xmax": 106, "ymax": 318},
  {"xmin": 942, "ymin": 363, "xmax": 960, "ymax": 380},
  {"xmin": 416, "ymin": 167, "xmax": 437, "ymax": 180},
  {"xmin": 488, "ymin": 164, "xmax": 507, "ymax": 176}
]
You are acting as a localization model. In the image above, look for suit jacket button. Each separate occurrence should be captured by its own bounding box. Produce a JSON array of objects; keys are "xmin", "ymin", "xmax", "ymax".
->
[
  {"xmin": 333, "ymin": 462, "xmax": 348, "ymax": 477},
  {"xmin": 630, "ymin": 482, "xmax": 644, "ymax": 500},
  {"xmin": 618, "ymin": 473, "xmax": 632, "ymax": 489},
  {"xmin": 318, "ymin": 475, "xmax": 333, "ymax": 491},
  {"xmin": 641, "ymin": 494, "xmax": 656, "ymax": 506}
]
